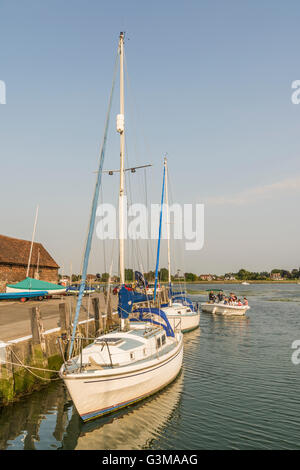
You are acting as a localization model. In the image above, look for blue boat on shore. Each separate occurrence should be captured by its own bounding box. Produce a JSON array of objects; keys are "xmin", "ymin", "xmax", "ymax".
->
[{"xmin": 0, "ymin": 291, "xmax": 48, "ymax": 301}]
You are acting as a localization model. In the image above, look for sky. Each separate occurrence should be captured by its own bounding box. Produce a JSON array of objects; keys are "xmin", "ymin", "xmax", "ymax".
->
[{"xmin": 0, "ymin": 0, "xmax": 300, "ymax": 276}]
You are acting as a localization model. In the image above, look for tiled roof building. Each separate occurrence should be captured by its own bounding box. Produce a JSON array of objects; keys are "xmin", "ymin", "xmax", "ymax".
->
[{"xmin": 0, "ymin": 234, "xmax": 59, "ymax": 286}]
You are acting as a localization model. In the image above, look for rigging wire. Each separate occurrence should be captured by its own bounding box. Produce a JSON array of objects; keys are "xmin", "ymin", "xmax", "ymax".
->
[
  {"xmin": 69, "ymin": 52, "xmax": 119, "ymax": 359},
  {"xmin": 123, "ymin": 51, "xmax": 156, "ymax": 279},
  {"xmin": 167, "ymin": 163, "xmax": 187, "ymax": 294}
]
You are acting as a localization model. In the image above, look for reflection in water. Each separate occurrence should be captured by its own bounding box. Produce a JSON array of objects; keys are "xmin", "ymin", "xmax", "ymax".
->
[
  {"xmin": 0, "ymin": 372, "xmax": 183, "ymax": 450},
  {"xmin": 71, "ymin": 373, "xmax": 183, "ymax": 450},
  {"xmin": 0, "ymin": 382, "xmax": 69, "ymax": 450}
]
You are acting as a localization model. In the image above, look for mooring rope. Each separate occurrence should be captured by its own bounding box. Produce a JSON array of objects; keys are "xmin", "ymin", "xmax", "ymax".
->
[{"xmin": 4, "ymin": 347, "xmax": 61, "ymax": 381}]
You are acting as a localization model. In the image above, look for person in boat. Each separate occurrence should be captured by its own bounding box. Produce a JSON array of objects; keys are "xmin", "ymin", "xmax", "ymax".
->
[
  {"xmin": 217, "ymin": 291, "xmax": 224, "ymax": 302},
  {"xmin": 209, "ymin": 291, "xmax": 216, "ymax": 303},
  {"xmin": 223, "ymin": 297, "xmax": 228, "ymax": 305},
  {"xmin": 243, "ymin": 297, "xmax": 248, "ymax": 305},
  {"xmin": 237, "ymin": 299, "xmax": 242, "ymax": 306}
]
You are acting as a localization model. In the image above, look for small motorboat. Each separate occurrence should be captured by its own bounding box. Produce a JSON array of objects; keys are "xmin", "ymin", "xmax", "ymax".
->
[
  {"xmin": 202, "ymin": 289, "xmax": 250, "ymax": 316},
  {"xmin": 241, "ymin": 282, "xmax": 250, "ymax": 285},
  {"xmin": 201, "ymin": 302, "xmax": 250, "ymax": 316}
]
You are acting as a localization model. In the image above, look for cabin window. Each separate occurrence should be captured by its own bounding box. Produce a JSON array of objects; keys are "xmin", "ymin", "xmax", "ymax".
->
[
  {"xmin": 130, "ymin": 352, "xmax": 135, "ymax": 360},
  {"xmin": 156, "ymin": 337, "xmax": 161, "ymax": 349},
  {"xmin": 143, "ymin": 348, "xmax": 147, "ymax": 356},
  {"xmin": 162, "ymin": 334, "xmax": 166, "ymax": 345}
]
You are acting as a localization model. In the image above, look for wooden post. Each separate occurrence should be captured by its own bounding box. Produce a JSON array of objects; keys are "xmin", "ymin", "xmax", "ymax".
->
[
  {"xmin": 163, "ymin": 287, "xmax": 167, "ymax": 303},
  {"xmin": 59, "ymin": 302, "xmax": 70, "ymax": 335},
  {"xmin": 101, "ymin": 309, "xmax": 106, "ymax": 332},
  {"xmin": 107, "ymin": 293, "xmax": 112, "ymax": 328},
  {"xmin": 29, "ymin": 306, "xmax": 46, "ymax": 355},
  {"xmin": 92, "ymin": 297, "xmax": 101, "ymax": 335}
]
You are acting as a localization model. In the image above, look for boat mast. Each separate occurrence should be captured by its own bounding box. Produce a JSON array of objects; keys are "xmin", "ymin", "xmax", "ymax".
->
[
  {"xmin": 117, "ymin": 32, "xmax": 125, "ymax": 287},
  {"xmin": 164, "ymin": 157, "xmax": 172, "ymax": 305},
  {"xmin": 154, "ymin": 161, "xmax": 166, "ymax": 301},
  {"xmin": 26, "ymin": 205, "xmax": 39, "ymax": 278},
  {"xmin": 35, "ymin": 248, "xmax": 40, "ymax": 279}
]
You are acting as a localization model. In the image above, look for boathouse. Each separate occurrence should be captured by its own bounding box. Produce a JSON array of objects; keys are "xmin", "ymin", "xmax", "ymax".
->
[{"xmin": 0, "ymin": 234, "xmax": 59, "ymax": 287}]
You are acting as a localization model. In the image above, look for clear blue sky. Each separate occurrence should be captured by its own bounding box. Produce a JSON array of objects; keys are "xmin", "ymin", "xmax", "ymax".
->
[{"xmin": 1, "ymin": 0, "xmax": 300, "ymax": 275}]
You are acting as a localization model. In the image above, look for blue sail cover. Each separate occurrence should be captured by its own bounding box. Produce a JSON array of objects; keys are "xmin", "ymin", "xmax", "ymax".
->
[
  {"xmin": 172, "ymin": 295, "xmax": 195, "ymax": 312},
  {"xmin": 118, "ymin": 286, "xmax": 150, "ymax": 319},
  {"xmin": 133, "ymin": 307, "xmax": 175, "ymax": 338},
  {"xmin": 134, "ymin": 271, "xmax": 148, "ymax": 288}
]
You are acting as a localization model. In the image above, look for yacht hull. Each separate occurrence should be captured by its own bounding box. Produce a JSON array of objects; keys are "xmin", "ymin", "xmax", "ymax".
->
[
  {"xmin": 6, "ymin": 286, "xmax": 66, "ymax": 295},
  {"xmin": 166, "ymin": 311, "xmax": 200, "ymax": 333},
  {"xmin": 61, "ymin": 340, "xmax": 183, "ymax": 422}
]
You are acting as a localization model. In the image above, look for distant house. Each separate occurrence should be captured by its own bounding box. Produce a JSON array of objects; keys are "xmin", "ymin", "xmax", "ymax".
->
[
  {"xmin": 0, "ymin": 234, "xmax": 59, "ymax": 285},
  {"xmin": 224, "ymin": 274, "xmax": 236, "ymax": 281},
  {"xmin": 173, "ymin": 274, "xmax": 184, "ymax": 281},
  {"xmin": 270, "ymin": 272, "xmax": 282, "ymax": 280},
  {"xmin": 86, "ymin": 274, "xmax": 96, "ymax": 283},
  {"xmin": 199, "ymin": 274, "xmax": 213, "ymax": 281}
]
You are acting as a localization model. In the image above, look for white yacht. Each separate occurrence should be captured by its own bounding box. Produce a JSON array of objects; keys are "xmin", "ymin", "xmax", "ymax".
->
[
  {"xmin": 154, "ymin": 158, "xmax": 200, "ymax": 333},
  {"xmin": 60, "ymin": 33, "xmax": 183, "ymax": 422},
  {"xmin": 60, "ymin": 318, "xmax": 183, "ymax": 421}
]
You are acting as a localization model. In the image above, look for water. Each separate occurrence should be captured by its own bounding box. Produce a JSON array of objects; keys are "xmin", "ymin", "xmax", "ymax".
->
[{"xmin": 1, "ymin": 283, "xmax": 300, "ymax": 450}]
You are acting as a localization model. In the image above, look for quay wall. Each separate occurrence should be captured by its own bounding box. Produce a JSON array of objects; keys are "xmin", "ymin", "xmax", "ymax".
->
[{"xmin": 0, "ymin": 298, "xmax": 119, "ymax": 406}]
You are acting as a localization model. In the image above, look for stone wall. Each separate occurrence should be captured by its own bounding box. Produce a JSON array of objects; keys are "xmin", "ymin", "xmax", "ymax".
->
[
  {"xmin": 0, "ymin": 264, "xmax": 58, "ymax": 284},
  {"xmin": 0, "ymin": 300, "xmax": 119, "ymax": 406}
]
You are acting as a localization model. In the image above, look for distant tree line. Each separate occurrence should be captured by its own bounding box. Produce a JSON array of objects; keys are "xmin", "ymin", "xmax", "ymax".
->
[
  {"xmin": 60, "ymin": 267, "xmax": 300, "ymax": 283},
  {"xmin": 232, "ymin": 268, "xmax": 300, "ymax": 280}
]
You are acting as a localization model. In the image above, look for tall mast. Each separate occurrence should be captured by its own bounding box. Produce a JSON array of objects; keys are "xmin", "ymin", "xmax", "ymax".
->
[
  {"xmin": 164, "ymin": 157, "xmax": 172, "ymax": 305},
  {"xmin": 36, "ymin": 248, "xmax": 40, "ymax": 279},
  {"xmin": 154, "ymin": 161, "xmax": 166, "ymax": 301},
  {"xmin": 117, "ymin": 32, "xmax": 125, "ymax": 286},
  {"xmin": 26, "ymin": 205, "xmax": 39, "ymax": 278}
]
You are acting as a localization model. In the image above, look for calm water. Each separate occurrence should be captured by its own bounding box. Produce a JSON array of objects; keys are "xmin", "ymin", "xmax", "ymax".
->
[{"xmin": 1, "ymin": 283, "xmax": 300, "ymax": 450}]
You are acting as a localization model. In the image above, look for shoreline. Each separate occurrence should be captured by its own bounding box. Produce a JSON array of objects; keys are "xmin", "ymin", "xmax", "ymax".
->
[{"xmin": 163, "ymin": 280, "xmax": 300, "ymax": 284}]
